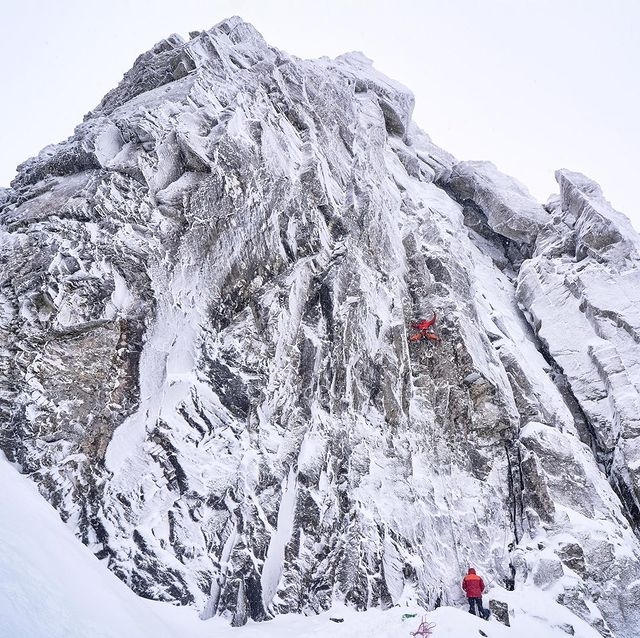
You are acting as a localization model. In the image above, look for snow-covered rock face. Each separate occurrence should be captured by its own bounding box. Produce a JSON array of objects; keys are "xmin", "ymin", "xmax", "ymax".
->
[
  {"xmin": 516, "ymin": 170, "xmax": 640, "ymax": 592},
  {"xmin": 1, "ymin": 16, "xmax": 640, "ymax": 638},
  {"xmin": 446, "ymin": 160, "xmax": 549, "ymax": 245}
]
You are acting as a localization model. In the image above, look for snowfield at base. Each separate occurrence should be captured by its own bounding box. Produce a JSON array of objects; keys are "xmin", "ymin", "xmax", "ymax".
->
[
  {"xmin": 159, "ymin": 598, "xmax": 604, "ymax": 638},
  {"xmin": 1, "ymin": 454, "xmax": 601, "ymax": 638}
]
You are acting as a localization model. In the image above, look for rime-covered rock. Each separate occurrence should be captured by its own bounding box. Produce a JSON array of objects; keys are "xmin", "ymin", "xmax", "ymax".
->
[
  {"xmin": 1, "ymin": 16, "xmax": 640, "ymax": 638},
  {"xmin": 445, "ymin": 160, "xmax": 550, "ymax": 245},
  {"xmin": 517, "ymin": 172, "xmax": 640, "ymax": 536},
  {"xmin": 555, "ymin": 169, "xmax": 640, "ymax": 263}
]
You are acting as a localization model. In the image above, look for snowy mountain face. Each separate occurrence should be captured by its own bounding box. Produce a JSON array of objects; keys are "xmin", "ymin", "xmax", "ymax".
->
[{"xmin": 1, "ymin": 16, "xmax": 639, "ymax": 637}]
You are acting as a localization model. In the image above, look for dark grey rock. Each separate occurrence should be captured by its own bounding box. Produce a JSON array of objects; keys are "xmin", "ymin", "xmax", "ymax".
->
[
  {"xmin": 557, "ymin": 543, "xmax": 586, "ymax": 576},
  {"xmin": 489, "ymin": 599, "xmax": 510, "ymax": 627}
]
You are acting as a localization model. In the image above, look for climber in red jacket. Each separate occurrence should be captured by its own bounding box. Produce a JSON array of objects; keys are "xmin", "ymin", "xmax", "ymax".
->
[
  {"xmin": 409, "ymin": 313, "xmax": 439, "ymax": 342},
  {"xmin": 462, "ymin": 568, "xmax": 490, "ymax": 619}
]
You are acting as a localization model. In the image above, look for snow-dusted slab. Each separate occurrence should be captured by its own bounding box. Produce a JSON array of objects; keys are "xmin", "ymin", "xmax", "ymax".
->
[
  {"xmin": 556, "ymin": 169, "xmax": 640, "ymax": 263},
  {"xmin": 446, "ymin": 160, "xmax": 549, "ymax": 244},
  {"xmin": 517, "ymin": 170, "xmax": 640, "ymax": 538},
  {"xmin": 518, "ymin": 422, "xmax": 640, "ymax": 635}
]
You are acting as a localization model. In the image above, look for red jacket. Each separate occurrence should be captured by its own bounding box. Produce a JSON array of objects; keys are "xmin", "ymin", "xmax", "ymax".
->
[
  {"xmin": 462, "ymin": 569, "xmax": 484, "ymax": 598},
  {"xmin": 412, "ymin": 313, "xmax": 437, "ymax": 332}
]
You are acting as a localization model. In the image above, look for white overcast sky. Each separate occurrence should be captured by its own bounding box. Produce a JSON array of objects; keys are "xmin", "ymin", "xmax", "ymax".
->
[{"xmin": 1, "ymin": 0, "xmax": 638, "ymax": 229}]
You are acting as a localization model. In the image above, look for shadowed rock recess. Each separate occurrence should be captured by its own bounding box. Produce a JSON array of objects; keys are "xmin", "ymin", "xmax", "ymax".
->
[{"xmin": 1, "ymin": 16, "xmax": 639, "ymax": 637}]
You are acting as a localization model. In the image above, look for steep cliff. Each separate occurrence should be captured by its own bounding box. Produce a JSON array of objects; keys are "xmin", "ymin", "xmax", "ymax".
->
[{"xmin": 1, "ymin": 17, "xmax": 639, "ymax": 637}]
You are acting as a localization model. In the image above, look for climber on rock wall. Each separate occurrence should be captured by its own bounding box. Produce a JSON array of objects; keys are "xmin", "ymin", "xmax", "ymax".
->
[{"xmin": 409, "ymin": 313, "xmax": 439, "ymax": 342}]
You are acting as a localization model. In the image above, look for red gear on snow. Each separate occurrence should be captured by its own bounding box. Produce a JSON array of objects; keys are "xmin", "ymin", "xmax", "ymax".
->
[{"xmin": 462, "ymin": 568, "xmax": 485, "ymax": 598}]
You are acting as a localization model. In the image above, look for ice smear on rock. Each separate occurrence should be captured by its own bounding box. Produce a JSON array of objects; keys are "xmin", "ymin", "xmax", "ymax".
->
[{"xmin": 1, "ymin": 15, "xmax": 640, "ymax": 638}]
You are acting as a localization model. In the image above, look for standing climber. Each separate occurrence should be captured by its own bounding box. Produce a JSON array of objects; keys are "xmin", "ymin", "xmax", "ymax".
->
[{"xmin": 462, "ymin": 567, "xmax": 490, "ymax": 620}]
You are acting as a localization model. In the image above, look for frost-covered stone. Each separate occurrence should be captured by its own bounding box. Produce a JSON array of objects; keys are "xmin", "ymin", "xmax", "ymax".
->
[
  {"xmin": 555, "ymin": 169, "xmax": 640, "ymax": 263},
  {"xmin": 517, "ymin": 170, "xmax": 640, "ymax": 541},
  {"xmin": 332, "ymin": 51, "xmax": 415, "ymax": 138},
  {"xmin": 444, "ymin": 160, "xmax": 549, "ymax": 244},
  {"xmin": 518, "ymin": 422, "xmax": 640, "ymax": 636},
  {"xmin": 1, "ymin": 16, "xmax": 640, "ymax": 638}
]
